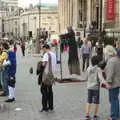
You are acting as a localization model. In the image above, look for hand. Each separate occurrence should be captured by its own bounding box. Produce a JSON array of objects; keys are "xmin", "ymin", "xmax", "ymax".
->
[
  {"xmin": 10, "ymin": 77, "xmax": 14, "ymax": 80},
  {"xmin": 106, "ymin": 83, "xmax": 112, "ymax": 89}
]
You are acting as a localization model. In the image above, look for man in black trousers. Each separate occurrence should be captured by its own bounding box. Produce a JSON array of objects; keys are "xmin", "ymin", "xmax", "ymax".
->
[{"xmin": 40, "ymin": 44, "xmax": 56, "ymax": 112}]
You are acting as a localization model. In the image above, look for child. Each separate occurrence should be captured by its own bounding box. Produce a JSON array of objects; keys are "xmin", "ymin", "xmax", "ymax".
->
[
  {"xmin": 3, "ymin": 50, "xmax": 16, "ymax": 102},
  {"xmin": 85, "ymin": 56, "xmax": 105, "ymax": 120}
]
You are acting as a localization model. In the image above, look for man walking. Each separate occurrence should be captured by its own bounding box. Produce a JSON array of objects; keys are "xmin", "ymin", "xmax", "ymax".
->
[
  {"xmin": 81, "ymin": 39, "xmax": 92, "ymax": 71},
  {"xmin": 40, "ymin": 44, "xmax": 56, "ymax": 112}
]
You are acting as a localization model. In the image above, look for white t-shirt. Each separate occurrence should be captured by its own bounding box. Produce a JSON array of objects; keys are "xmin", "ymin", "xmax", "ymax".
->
[{"xmin": 42, "ymin": 51, "xmax": 56, "ymax": 74}]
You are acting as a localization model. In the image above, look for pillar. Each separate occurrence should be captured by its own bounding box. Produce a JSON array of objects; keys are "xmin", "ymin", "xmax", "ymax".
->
[{"xmin": 87, "ymin": 0, "xmax": 92, "ymax": 27}]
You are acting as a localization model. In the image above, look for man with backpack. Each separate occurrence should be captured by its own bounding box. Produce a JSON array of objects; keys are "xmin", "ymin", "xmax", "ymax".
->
[{"xmin": 40, "ymin": 44, "xmax": 56, "ymax": 112}]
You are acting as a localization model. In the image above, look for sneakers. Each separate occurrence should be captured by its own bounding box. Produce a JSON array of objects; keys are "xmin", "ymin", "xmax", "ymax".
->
[
  {"xmin": 93, "ymin": 115, "xmax": 100, "ymax": 120},
  {"xmin": 5, "ymin": 98, "xmax": 15, "ymax": 103},
  {"xmin": 39, "ymin": 108, "xmax": 48, "ymax": 112},
  {"xmin": 39, "ymin": 108, "xmax": 54, "ymax": 113},
  {"xmin": 85, "ymin": 115, "xmax": 91, "ymax": 120},
  {"xmin": 48, "ymin": 107, "xmax": 54, "ymax": 111},
  {"xmin": 85, "ymin": 115, "xmax": 100, "ymax": 120}
]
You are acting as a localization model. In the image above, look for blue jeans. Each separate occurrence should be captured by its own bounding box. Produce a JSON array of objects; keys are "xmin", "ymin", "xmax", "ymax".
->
[
  {"xmin": 109, "ymin": 87, "xmax": 120, "ymax": 120},
  {"xmin": 0, "ymin": 68, "xmax": 2, "ymax": 89},
  {"xmin": 2, "ymin": 69, "xmax": 9, "ymax": 95}
]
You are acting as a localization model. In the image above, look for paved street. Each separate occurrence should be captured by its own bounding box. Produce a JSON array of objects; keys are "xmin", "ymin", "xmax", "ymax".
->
[{"xmin": 0, "ymin": 46, "xmax": 110, "ymax": 120}]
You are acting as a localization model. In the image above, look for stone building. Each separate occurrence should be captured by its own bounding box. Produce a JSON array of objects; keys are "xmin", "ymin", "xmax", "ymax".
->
[
  {"xmin": 19, "ymin": 7, "xmax": 58, "ymax": 39},
  {"xmin": 58, "ymin": 0, "xmax": 120, "ymax": 37},
  {"xmin": 1, "ymin": 0, "xmax": 18, "ymax": 13},
  {"xmin": 0, "ymin": 18, "xmax": 2, "ymax": 37},
  {"xmin": 3, "ymin": 16, "xmax": 20, "ymax": 39},
  {"xmin": 2, "ymin": 6, "xmax": 58, "ymax": 40},
  {"xmin": 0, "ymin": 0, "xmax": 19, "ymax": 38}
]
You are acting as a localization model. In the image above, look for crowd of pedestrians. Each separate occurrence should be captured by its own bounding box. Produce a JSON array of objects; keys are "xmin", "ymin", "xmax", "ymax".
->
[
  {"xmin": 35, "ymin": 36, "xmax": 120, "ymax": 120},
  {"xmin": 0, "ymin": 32, "xmax": 120, "ymax": 120}
]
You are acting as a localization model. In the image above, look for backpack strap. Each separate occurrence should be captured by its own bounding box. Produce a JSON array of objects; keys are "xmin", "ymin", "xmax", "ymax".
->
[{"xmin": 48, "ymin": 53, "xmax": 52, "ymax": 73}]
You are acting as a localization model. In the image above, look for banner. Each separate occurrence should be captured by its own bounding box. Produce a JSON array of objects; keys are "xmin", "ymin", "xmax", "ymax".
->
[{"xmin": 106, "ymin": 0, "xmax": 115, "ymax": 20}]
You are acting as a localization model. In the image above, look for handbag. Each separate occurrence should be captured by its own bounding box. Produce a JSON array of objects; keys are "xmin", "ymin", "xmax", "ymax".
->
[{"xmin": 42, "ymin": 53, "xmax": 55, "ymax": 86}]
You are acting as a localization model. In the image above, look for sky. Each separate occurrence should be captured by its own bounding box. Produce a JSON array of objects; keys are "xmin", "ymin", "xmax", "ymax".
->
[{"xmin": 18, "ymin": 0, "xmax": 58, "ymax": 8}]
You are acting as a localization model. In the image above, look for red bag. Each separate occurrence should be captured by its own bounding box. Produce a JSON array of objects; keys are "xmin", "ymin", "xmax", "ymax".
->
[
  {"xmin": 64, "ymin": 45, "xmax": 68, "ymax": 51},
  {"xmin": 101, "ymin": 83, "xmax": 107, "ymax": 88}
]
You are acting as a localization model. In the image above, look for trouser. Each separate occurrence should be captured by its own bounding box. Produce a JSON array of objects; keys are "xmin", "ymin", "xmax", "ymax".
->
[
  {"xmin": 82, "ymin": 54, "xmax": 90, "ymax": 71},
  {"xmin": 8, "ymin": 86, "xmax": 15, "ymax": 99},
  {"xmin": 2, "ymin": 69, "xmax": 8, "ymax": 95},
  {"xmin": 21, "ymin": 48, "xmax": 25, "ymax": 56},
  {"xmin": 41, "ymin": 84, "xmax": 53, "ymax": 110},
  {"xmin": 109, "ymin": 87, "xmax": 120, "ymax": 120},
  {"xmin": 0, "ymin": 69, "xmax": 2, "ymax": 89}
]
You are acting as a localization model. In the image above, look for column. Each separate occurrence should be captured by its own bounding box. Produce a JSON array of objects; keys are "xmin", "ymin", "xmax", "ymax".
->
[
  {"xmin": 62, "ymin": 0, "xmax": 65, "ymax": 32},
  {"xmin": 65, "ymin": 0, "xmax": 68, "ymax": 28},
  {"xmin": 73, "ymin": 0, "xmax": 79, "ymax": 29},
  {"xmin": 60, "ymin": 0, "xmax": 64, "ymax": 33},
  {"xmin": 58, "ymin": 0, "xmax": 62, "ymax": 33},
  {"xmin": 87, "ymin": 0, "xmax": 92, "ymax": 27},
  {"xmin": 68, "ymin": 0, "xmax": 70, "ymax": 25},
  {"xmin": 70, "ymin": 0, "xmax": 73, "ymax": 26},
  {"xmin": 119, "ymin": 0, "xmax": 120, "ymax": 27}
]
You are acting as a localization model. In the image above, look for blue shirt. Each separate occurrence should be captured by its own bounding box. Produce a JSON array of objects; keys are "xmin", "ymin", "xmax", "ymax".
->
[
  {"xmin": 8, "ymin": 50, "xmax": 16, "ymax": 77},
  {"xmin": 81, "ymin": 44, "xmax": 92, "ymax": 55}
]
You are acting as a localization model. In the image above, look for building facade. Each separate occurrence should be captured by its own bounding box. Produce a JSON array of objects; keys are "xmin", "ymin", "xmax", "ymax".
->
[
  {"xmin": 19, "ymin": 7, "xmax": 58, "ymax": 39},
  {"xmin": 0, "ymin": 0, "xmax": 18, "ymax": 38},
  {"xmin": 0, "ymin": 17, "xmax": 2, "ymax": 37},
  {"xmin": 58, "ymin": 0, "xmax": 120, "ymax": 37},
  {"xmin": 1, "ymin": 0, "xmax": 18, "ymax": 12},
  {"xmin": 3, "ymin": 7, "xmax": 58, "ymax": 40}
]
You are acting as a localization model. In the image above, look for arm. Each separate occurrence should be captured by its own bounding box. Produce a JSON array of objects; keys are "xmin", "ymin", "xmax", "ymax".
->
[
  {"xmin": 80, "ymin": 45, "xmax": 84, "ymax": 56},
  {"xmin": 42, "ymin": 53, "xmax": 48, "ymax": 67},
  {"xmin": 3, "ymin": 59, "xmax": 11, "ymax": 67},
  {"xmin": 83, "ymin": 70, "xmax": 88, "ymax": 81},
  {"xmin": 42, "ymin": 61, "xmax": 47, "ymax": 67},
  {"xmin": 98, "ymin": 68, "xmax": 106, "ymax": 84},
  {"xmin": 105, "ymin": 60, "xmax": 115, "ymax": 84}
]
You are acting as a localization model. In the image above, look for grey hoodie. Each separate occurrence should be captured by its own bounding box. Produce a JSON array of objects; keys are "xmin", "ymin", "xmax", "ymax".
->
[{"xmin": 85, "ymin": 65, "xmax": 105, "ymax": 90}]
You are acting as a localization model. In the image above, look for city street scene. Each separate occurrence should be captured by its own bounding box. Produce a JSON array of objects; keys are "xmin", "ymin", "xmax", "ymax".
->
[{"xmin": 0, "ymin": 0, "xmax": 120, "ymax": 120}]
